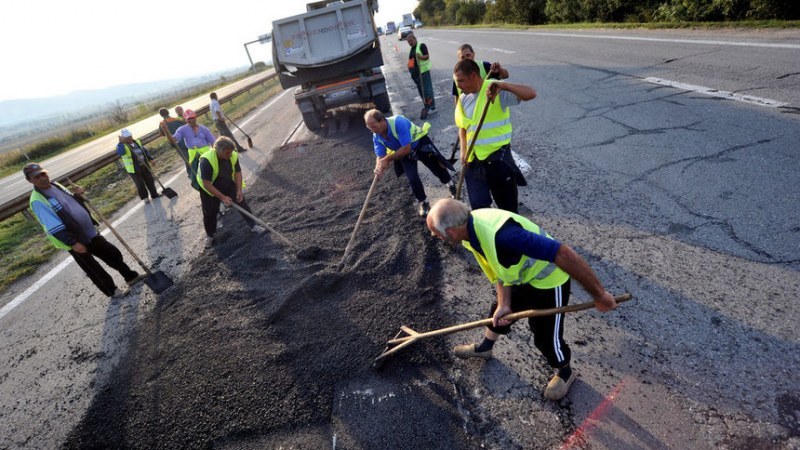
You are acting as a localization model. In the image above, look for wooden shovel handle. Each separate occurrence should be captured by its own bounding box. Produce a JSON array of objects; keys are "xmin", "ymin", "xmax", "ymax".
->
[
  {"xmin": 454, "ymin": 88, "xmax": 494, "ymax": 200},
  {"xmin": 338, "ymin": 174, "xmax": 380, "ymax": 270},
  {"xmin": 387, "ymin": 293, "xmax": 632, "ymax": 346},
  {"xmin": 228, "ymin": 203, "xmax": 294, "ymax": 248}
]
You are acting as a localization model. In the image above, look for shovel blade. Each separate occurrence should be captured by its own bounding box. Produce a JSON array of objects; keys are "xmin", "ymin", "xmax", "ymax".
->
[
  {"xmin": 144, "ymin": 270, "xmax": 174, "ymax": 294},
  {"xmin": 162, "ymin": 187, "xmax": 178, "ymax": 199}
]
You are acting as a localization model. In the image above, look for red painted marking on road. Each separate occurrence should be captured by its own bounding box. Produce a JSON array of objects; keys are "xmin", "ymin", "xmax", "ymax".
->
[{"xmin": 560, "ymin": 377, "xmax": 630, "ymax": 449}]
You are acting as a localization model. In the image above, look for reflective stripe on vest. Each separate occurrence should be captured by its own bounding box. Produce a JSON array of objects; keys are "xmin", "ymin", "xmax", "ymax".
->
[
  {"xmin": 29, "ymin": 183, "xmax": 73, "ymax": 250},
  {"xmin": 382, "ymin": 117, "xmax": 430, "ymax": 156},
  {"xmin": 415, "ymin": 43, "xmax": 431, "ymax": 73},
  {"xmin": 454, "ymin": 79, "xmax": 512, "ymax": 162},
  {"xmin": 120, "ymin": 139, "xmax": 145, "ymax": 174},
  {"xmin": 452, "ymin": 60, "xmax": 489, "ymax": 96},
  {"xmin": 461, "ymin": 209, "xmax": 568, "ymax": 289},
  {"xmin": 196, "ymin": 148, "xmax": 242, "ymax": 196}
]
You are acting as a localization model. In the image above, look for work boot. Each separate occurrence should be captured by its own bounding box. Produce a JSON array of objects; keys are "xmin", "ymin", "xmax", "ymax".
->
[
  {"xmin": 453, "ymin": 343, "xmax": 493, "ymax": 360},
  {"xmin": 418, "ymin": 201, "xmax": 430, "ymax": 217},
  {"xmin": 204, "ymin": 236, "xmax": 214, "ymax": 249},
  {"xmin": 125, "ymin": 272, "xmax": 148, "ymax": 287},
  {"xmin": 544, "ymin": 368, "xmax": 576, "ymax": 400},
  {"xmin": 420, "ymin": 107, "xmax": 428, "ymax": 120},
  {"xmin": 447, "ymin": 182, "xmax": 457, "ymax": 199}
]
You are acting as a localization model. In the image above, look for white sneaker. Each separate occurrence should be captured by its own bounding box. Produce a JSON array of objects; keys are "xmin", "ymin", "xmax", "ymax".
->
[
  {"xmin": 204, "ymin": 236, "xmax": 214, "ymax": 249},
  {"xmin": 110, "ymin": 287, "xmax": 128, "ymax": 298},
  {"xmin": 251, "ymin": 224, "xmax": 266, "ymax": 233}
]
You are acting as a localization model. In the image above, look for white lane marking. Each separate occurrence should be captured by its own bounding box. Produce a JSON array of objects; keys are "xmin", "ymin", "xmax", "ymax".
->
[
  {"xmin": 491, "ymin": 48, "xmax": 515, "ymax": 54},
  {"xmin": 442, "ymin": 125, "xmax": 456, "ymax": 133},
  {"xmin": 512, "ymin": 151, "xmax": 532, "ymax": 175},
  {"xmin": 644, "ymin": 77, "xmax": 789, "ymax": 108},
  {"xmin": 0, "ymin": 98, "xmax": 286, "ymax": 321},
  {"xmin": 466, "ymin": 30, "xmax": 800, "ymax": 50}
]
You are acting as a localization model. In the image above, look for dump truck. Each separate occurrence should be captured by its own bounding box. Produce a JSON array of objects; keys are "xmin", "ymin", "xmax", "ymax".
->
[
  {"xmin": 271, "ymin": 0, "xmax": 390, "ymax": 130},
  {"xmin": 402, "ymin": 13, "xmax": 414, "ymax": 28}
]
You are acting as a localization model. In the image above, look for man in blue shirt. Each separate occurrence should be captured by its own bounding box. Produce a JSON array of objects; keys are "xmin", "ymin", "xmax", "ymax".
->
[
  {"xmin": 365, "ymin": 109, "xmax": 455, "ymax": 217},
  {"xmin": 25, "ymin": 163, "xmax": 144, "ymax": 298},
  {"xmin": 426, "ymin": 198, "xmax": 616, "ymax": 400}
]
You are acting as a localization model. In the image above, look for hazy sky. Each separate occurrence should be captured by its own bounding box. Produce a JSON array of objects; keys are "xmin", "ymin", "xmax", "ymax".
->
[{"xmin": 0, "ymin": 0, "xmax": 418, "ymax": 101}]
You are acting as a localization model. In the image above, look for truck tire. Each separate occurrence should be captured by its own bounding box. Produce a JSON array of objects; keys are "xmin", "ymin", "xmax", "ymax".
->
[
  {"xmin": 302, "ymin": 111, "xmax": 322, "ymax": 131},
  {"xmin": 374, "ymin": 92, "xmax": 391, "ymax": 113}
]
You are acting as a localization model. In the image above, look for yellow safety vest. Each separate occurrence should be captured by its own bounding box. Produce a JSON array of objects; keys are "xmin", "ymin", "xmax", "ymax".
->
[
  {"xmin": 414, "ymin": 42, "xmax": 431, "ymax": 74},
  {"xmin": 462, "ymin": 209, "xmax": 568, "ymax": 289},
  {"xmin": 120, "ymin": 139, "xmax": 146, "ymax": 174},
  {"xmin": 381, "ymin": 117, "xmax": 431, "ymax": 155},
  {"xmin": 188, "ymin": 145, "xmax": 211, "ymax": 166},
  {"xmin": 455, "ymin": 79, "xmax": 512, "ymax": 162},
  {"xmin": 28, "ymin": 182, "xmax": 77, "ymax": 250},
  {"xmin": 196, "ymin": 148, "xmax": 243, "ymax": 196},
  {"xmin": 452, "ymin": 61, "xmax": 489, "ymax": 96}
]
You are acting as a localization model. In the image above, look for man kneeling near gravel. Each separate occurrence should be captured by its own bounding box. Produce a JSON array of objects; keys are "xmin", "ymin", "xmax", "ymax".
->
[{"xmin": 426, "ymin": 199, "xmax": 617, "ymax": 400}]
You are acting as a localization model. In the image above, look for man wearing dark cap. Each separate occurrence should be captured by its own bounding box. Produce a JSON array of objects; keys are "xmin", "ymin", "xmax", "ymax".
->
[{"xmin": 25, "ymin": 163, "xmax": 145, "ymax": 298}]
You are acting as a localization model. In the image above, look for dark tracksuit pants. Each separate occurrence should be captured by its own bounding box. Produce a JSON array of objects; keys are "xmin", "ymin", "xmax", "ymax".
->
[
  {"xmin": 200, "ymin": 189, "xmax": 256, "ymax": 237},
  {"xmin": 69, "ymin": 235, "xmax": 139, "ymax": 297},
  {"xmin": 128, "ymin": 167, "xmax": 159, "ymax": 200},
  {"xmin": 487, "ymin": 280, "xmax": 572, "ymax": 369},
  {"xmin": 464, "ymin": 144, "xmax": 520, "ymax": 213},
  {"xmin": 215, "ymin": 120, "xmax": 246, "ymax": 151}
]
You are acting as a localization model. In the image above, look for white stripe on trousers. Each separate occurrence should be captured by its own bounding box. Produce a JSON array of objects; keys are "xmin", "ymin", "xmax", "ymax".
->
[{"xmin": 553, "ymin": 284, "xmax": 566, "ymax": 363}]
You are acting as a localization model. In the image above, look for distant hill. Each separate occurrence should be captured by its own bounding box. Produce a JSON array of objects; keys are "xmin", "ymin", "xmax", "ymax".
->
[{"xmin": 0, "ymin": 68, "xmax": 246, "ymax": 147}]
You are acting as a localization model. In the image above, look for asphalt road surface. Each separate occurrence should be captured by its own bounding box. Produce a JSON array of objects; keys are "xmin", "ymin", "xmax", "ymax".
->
[{"xmin": 1, "ymin": 28, "xmax": 798, "ymax": 449}]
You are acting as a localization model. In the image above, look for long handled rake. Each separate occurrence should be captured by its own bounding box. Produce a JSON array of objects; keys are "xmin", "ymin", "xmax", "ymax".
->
[{"xmin": 373, "ymin": 293, "xmax": 633, "ymax": 369}]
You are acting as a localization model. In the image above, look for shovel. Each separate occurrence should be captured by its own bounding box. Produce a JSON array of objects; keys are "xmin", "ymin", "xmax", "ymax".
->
[
  {"xmin": 225, "ymin": 113, "xmax": 253, "ymax": 148},
  {"xmin": 337, "ymin": 173, "xmax": 380, "ymax": 271},
  {"xmin": 454, "ymin": 87, "xmax": 493, "ymax": 201},
  {"xmin": 142, "ymin": 159, "xmax": 178, "ymax": 199},
  {"xmin": 373, "ymin": 293, "xmax": 632, "ymax": 369},
  {"xmin": 70, "ymin": 181, "xmax": 174, "ymax": 294}
]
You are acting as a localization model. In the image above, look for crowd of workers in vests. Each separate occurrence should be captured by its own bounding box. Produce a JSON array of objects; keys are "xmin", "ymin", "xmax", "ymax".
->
[{"xmin": 25, "ymin": 35, "xmax": 617, "ymax": 401}]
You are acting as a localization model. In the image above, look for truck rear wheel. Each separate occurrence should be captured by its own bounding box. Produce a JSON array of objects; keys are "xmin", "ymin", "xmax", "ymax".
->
[
  {"xmin": 302, "ymin": 111, "xmax": 322, "ymax": 130},
  {"xmin": 374, "ymin": 92, "xmax": 391, "ymax": 113}
]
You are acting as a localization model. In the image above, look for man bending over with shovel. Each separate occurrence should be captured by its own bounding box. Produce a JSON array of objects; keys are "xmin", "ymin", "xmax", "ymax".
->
[
  {"xmin": 197, "ymin": 137, "xmax": 264, "ymax": 249},
  {"xmin": 365, "ymin": 109, "xmax": 456, "ymax": 218},
  {"xmin": 25, "ymin": 163, "xmax": 146, "ymax": 298},
  {"xmin": 426, "ymin": 199, "xmax": 616, "ymax": 400}
]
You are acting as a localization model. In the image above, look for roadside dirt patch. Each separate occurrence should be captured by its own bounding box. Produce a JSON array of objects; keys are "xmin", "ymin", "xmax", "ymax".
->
[{"xmin": 63, "ymin": 124, "xmax": 476, "ymax": 448}]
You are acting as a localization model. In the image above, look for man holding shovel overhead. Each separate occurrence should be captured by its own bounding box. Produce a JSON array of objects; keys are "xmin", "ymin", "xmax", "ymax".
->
[
  {"xmin": 197, "ymin": 137, "xmax": 264, "ymax": 249},
  {"xmin": 426, "ymin": 199, "xmax": 616, "ymax": 400},
  {"xmin": 116, "ymin": 129, "xmax": 160, "ymax": 203},
  {"xmin": 454, "ymin": 59, "xmax": 534, "ymax": 213},
  {"xmin": 365, "ymin": 109, "xmax": 456, "ymax": 217},
  {"xmin": 24, "ymin": 163, "xmax": 145, "ymax": 298}
]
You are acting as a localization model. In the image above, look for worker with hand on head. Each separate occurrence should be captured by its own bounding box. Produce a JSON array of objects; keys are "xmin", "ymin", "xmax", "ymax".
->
[
  {"xmin": 426, "ymin": 199, "xmax": 616, "ymax": 400},
  {"xmin": 24, "ymin": 163, "xmax": 145, "ymax": 298},
  {"xmin": 454, "ymin": 59, "xmax": 535, "ymax": 213}
]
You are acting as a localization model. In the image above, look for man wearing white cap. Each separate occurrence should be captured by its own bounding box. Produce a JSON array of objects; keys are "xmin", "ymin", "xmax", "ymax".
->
[{"xmin": 115, "ymin": 129, "xmax": 160, "ymax": 203}]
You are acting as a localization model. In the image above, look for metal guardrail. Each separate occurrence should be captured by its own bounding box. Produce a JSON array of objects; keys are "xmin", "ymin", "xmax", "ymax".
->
[{"xmin": 0, "ymin": 71, "xmax": 278, "ymax": 222}]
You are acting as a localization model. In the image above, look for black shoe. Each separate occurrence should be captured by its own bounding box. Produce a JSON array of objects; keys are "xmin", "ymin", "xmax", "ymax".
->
[
  {"xmin": 418, "ymin": 201, "xmax": 430, "ymax": 217},
  {"xmin": 420, "ymin": 108, "xmax": 428, "ymax": 120},
  {"xmin": 448, "ymin": 183, "xmax": 457, "ymax": 198},
  {"xmin": 151, "ymin": 193, "xmax": 161, "ymax": 199},
  {"xmin": 238, "ymin": 147, "xmax": 248, "ymax": 153},
  {"xmin": 125, "ymin": 273, "xmax": 148, "ymax": 287}
]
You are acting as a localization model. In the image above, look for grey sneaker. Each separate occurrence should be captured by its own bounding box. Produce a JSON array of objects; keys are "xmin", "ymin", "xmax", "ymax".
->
[
  {"xmin": 544, "ymin": 369, "xmax": 576, "ymax": 400},
  {"xmin": 453, "ymin": 343, "xmax": 493, "ymax": 359},
  {"xmin": 418, "ymin": 201, "xmax": 430, "ymax": 217},
  {"xmin": 204, "ymin": 236, "xmax": 214, "ymax": 249},
  {"xmin": 251, "ymin": 224, "xmax": 265, "ymax": 233}
]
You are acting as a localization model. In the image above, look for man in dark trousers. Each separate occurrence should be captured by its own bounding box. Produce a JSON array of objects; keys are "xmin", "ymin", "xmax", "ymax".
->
[
  {"xmin": 454, "ymin": 59, "xmax": 535, "ymax": 213},
  {"xmin": 365, "ymin": 109, "xmax": 456, "ymax": 217},
  {"xmin": 406, "ymin": 32, "xmax": 436, "ymax": 120},
  {"xmin": 25, "ymin": 163, "xmax": 145, "ymax": 298},
  {"xmin": 115, "ymin": 129, "xmax": 160, "ymax": 203},
  {"xmin": 426, "ymin": 198, "xmax": 617, "ymax": 400},
  {"xmin": 158, "ymin": 107, "xmax": 190, "ymax": 177},
  {"xmin": 210, "ymin": 92, "xmax": 247, "ymax": 152},
  {"xmin": 196, "ymin": 137, "xmax": 264, "ymax": 249}
]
